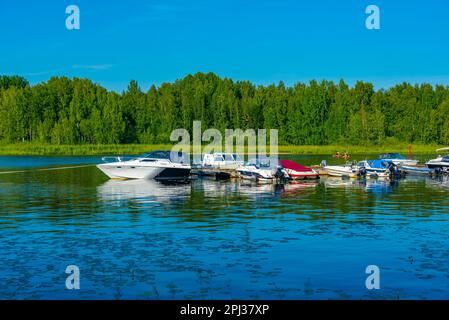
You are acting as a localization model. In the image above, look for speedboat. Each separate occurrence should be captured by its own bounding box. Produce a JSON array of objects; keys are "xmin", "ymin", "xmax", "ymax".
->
[
  {"xmin": 426, "ymin": 148, "xmax": 449, "ymax": 173},
  {"xmin": 379, "ymin": 153, "xmax": 418, "ymax": 166},
  {"xmin": 97, "ymin": 150, "xmax": 191, "ymax": 180},
  {"xmin": 356, "ymin": 159, "xmax": 398, "ymax": 178},
  {"xmin": 280, "ymin": 159, "xmax": 319, "ymax": 180},
  {"xmin": 322, "ymin": 163, "xmax": 360, "ymax": 178},
  {"xmin": 237, "ymin": 161, "xmax": 286, "ymax": 182}
]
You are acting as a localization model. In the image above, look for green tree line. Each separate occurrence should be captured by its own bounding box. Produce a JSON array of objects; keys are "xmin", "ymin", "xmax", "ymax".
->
[{"xmin": 1, "ymin": 73, "xmax": 448, "ymax": 145}]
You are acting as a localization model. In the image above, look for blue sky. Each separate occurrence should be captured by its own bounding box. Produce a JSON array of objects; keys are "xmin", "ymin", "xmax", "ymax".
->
[{"xmin": 1, "ymin": 0, "xmax": 449, "ymax": 91}]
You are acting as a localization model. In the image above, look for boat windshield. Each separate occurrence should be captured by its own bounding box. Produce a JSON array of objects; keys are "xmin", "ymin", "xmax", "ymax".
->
[
  {"xmin": 223, "ymin": 154, "xmax": 235, "ymax": 161},
  {"xmin": 244, "ymin": 159, "xmax": 271, "ymax": 168},
  {"xmin": 442, "ymin": 156, "xmax": 449, "ymax": 162},
  {"xmin": 213, "ymin": 155, "xmax": 225, "ymax": 162},
  {"xmin": 141, "ymin": 150, "xmax": 187, "ymax": 163}
]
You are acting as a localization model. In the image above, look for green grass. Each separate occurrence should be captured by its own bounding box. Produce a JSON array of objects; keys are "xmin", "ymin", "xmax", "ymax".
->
[
  {"xmin": 0, "ymin": 142, "xmax": 444, "ymax": 156},
  {"xmin": 277, "ymin": 144, "xmax": 444, "ymax": 155},
  {"xmin": 0, "ymin": 143, "xmax": 172, "ymax": 156}
]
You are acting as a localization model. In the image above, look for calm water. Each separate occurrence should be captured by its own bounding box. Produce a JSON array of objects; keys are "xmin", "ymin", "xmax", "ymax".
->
[{"xmin": 0, "ymin": 155, "xmax": 448, "ymax": 300}]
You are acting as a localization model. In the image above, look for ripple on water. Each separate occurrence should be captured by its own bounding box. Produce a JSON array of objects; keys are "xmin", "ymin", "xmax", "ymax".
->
[{"xmin": 0, "ymin": 161, "xmax": 449, "ymax": 299}]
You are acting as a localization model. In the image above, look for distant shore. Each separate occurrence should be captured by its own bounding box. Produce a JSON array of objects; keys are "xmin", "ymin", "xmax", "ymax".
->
[{"xmin": 0, "ymin": 143, "xmax": 444, "ymax": 156}]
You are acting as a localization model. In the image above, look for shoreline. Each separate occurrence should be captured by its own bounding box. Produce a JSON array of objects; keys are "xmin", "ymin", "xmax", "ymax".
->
[{"xmin": 0, "ymin": 143, "xmax": 444, "ymax": 156}]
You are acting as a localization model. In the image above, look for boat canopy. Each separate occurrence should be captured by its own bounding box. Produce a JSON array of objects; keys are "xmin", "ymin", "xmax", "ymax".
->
[
  {"xmin": 379, "ymin": 153, "xmax": 406, "ymax": 160},
  {"xmin": 367, "ymin": 159, "xmax": 395, "ymax": 169},
  {"xmin": 280, "ymin": 159, "xmax": 312, "ymax": 172}
]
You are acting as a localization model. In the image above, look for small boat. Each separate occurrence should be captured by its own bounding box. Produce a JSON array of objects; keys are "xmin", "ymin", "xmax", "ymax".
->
[
  {"xmin": 97, "ymin": 150, "xmax": 191, "ymax": 180},
  {"xmin": 192, "ymin": 152, "xmax": 245, "ymax": 179},
  {"xmin": 237, "ymin": 162, "xmax": 286, "ymax": 182},
  {"xmin": 357, "ymin": 159, "xmax": 398, "ymax": 178},
  {"xmin": 280, "ymin": 159, "xmax": 319, "ymax": 180},
  {"xmin": 401, "ymin": 165, "xmax": 434, "ymax": 176},
  {"xmin": 379, "ymin": 153, "xmax": 419, "ymax": 166},
  {"xmin": 322, "ymin": 163, "xmax": 361, "ymax": 178},
  {"xmin": 201, "ymin": 152, "xmax": 244, "ymax": 170},
  {"xmin": 426, "ymin": 148, "xmax": 449, "ymax": 173}
]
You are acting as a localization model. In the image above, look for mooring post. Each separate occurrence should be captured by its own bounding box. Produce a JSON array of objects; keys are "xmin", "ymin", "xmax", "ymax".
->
[{"xmin": 408, "ymin": 144, "xmax": 412, "ymax": 160}]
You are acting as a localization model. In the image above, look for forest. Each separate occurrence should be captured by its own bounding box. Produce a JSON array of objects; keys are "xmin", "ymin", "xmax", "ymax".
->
[{"xmin": 0, "ymin": 73, "xmax": 448, "ymax": 146}]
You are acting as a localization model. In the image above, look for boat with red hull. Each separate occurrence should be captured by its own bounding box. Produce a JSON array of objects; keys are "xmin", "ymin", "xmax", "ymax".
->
[{"xmin": 280, "ymin": 159, "xmax": 319, "ymax": 180}]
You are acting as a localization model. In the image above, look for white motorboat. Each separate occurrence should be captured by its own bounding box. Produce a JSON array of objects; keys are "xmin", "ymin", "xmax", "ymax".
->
[
  {"xmin": 356, "ymin": 160, "xmax": 398, "ymax": 178},
  {"xmin": 201, "ymin": 152, "xmax": 244, "ymax": 170},
  {"xmin": 379, "ymin": 153, "xmax": 419, "ymax": 166},
  {"xmin": 236, "ymin": 162, "xmax": 286, "ymax": 182},
  {"xmin": 322, "ymin": 163, "xmax": 360, "ymax": 178},
  {"xmin": 426, "ymin": 148, "xmax": 449, "ymax": 173},
  {"xmin": 97, "ymin": 150, "xmax": 191, "ymax": 180}
]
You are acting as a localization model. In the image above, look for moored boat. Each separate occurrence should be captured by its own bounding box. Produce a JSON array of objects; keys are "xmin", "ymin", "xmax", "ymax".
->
[
  {"xmin": 322, "ymin": 163, "xmax": 360, "ymax": 178},
  {"xmin": 379, "ymin": 153, "xmax": 419, "ymax": 166},
  {"xmin": 237, "ymin": 162, "xmax": 287, "ymax": 182},
  {"xmin": 356, "ymin": 159, "xmax": 399, "ymax": 178},
  {"xmin": 97, "ymin": 150, "xmax": 191, "ymax": 180},
  {"xmin": 201, "ymin": 152, "xmax": 244, "ymax": 170},
  {"xmin": 401, "ymin": 165, "xmax": 435, "ymax": 176},
  {"xmin": 280, "ymin": 159, "xmax": 319, "ymax": 180},
  {"xmin": 426, "ymin": 148, "xmax": 449, "ymax": 173}
]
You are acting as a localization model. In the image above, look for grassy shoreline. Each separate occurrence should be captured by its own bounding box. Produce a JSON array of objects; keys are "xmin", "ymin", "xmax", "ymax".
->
[{"xmin": 0, "ymin": 143, "xmax": 444, "ymax": 156}]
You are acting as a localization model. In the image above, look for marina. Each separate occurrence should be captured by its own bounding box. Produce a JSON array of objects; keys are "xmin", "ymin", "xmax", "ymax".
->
[{"xmin": 94, "ymin": 149, "xmax": 449, "ymax": 183}]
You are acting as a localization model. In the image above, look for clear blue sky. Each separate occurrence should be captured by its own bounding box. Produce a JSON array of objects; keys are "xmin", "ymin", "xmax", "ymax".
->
[{"xmin": 1, "ymin": 0, "xmax": 449, "ymax": 91}]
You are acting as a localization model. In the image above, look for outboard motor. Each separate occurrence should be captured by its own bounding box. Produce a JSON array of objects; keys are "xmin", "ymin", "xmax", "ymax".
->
[
  {"xmin": 320, "ymin": 160, "xmax": 327, "ymax": 167},
  {"xmin": 275, "ymin": 167, "xmax": 289, "ymax": 179},
  {"xmin": 358, "ymin": 166, "xmax": 367, "ymax": 177},
  {"xmin": 387, "ymin": 162, "xmax": 399, "ymax": 176}
]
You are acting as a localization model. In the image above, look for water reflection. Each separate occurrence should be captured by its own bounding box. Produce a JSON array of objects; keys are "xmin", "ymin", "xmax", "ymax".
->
[
  {"xmin": 425, "ymin": 175, "xmax": 449, "ymax": 190},
  {"xmin": 322, "ymin": 177, "xmax": 398, "ymax": 194},
  {"xmin": 97, "ymin": 179, "xmax": 191, "ymax": 202}
]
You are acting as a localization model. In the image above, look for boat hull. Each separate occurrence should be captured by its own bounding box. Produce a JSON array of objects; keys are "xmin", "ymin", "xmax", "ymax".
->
[
  {"xmin": 284, "ymin": 168, "xmax": 319, "ymax": 180},
  {"xmin": 426, "ymin": 163, "xmax": 449, "ymax": 172},
  {"xmin": 97, "ymin": 164, "xmax": 191, "ymax": 180},
  {"xmin": 237, "ymin": 170, "xmax": 274, "ymax": 182},
  {"xmin": 324, "ymin": 166, "xmax": 358, "ymax": 178},
  {"xmin": 401, "ymin": 165, "xmax": 434, "ymax": 176}
]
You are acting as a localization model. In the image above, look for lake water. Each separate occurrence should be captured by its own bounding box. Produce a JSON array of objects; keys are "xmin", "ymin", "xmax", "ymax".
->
[{"xmin": 0, "ymin": 154, "xmax": 448, "ymax": 299}]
